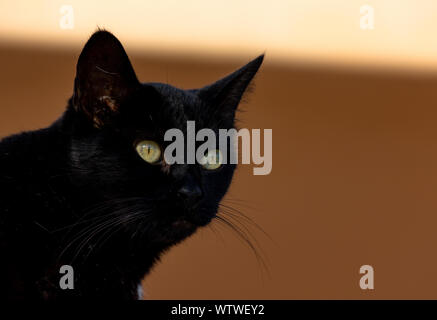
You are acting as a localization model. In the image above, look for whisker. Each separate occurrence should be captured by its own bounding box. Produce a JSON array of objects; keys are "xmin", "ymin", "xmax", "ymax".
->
[
  {"xmin": 219, "ymin": 203, "xmax": 274, "ymax": 243},
  {"xmin": 207, "ymin": 222, "xmax": 225, "ymax": 244},
  {"xmin": 56, "ymin": 198, "xmax": 153, "ymax": 263},
  {"xmin": 82, "ymin": 213, "xmax": 144, "ymax": 262},
  {"xmin": 59, "ymin": 213, "xmax": 125, "ymax": 263},
  {"xmin": 217, "ymin": 209, "xmax": 265, "ymax": 254},
  {"xmin": 222, "ymin": 198, "xmax": 258, "ymax": 211},
  {"xmin": 214, "ymin": 214, "xmax": 270, "ymax": 278}
]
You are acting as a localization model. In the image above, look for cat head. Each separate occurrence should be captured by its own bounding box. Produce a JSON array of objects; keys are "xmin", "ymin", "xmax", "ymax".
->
[{"xmin": 67, "ymin": 31, "xmax": 263, "ymax": 248}]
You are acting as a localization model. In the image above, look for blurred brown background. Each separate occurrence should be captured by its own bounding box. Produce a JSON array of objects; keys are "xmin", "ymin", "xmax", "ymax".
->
[{"xmin": 1, "ymin": 44, "xmax": 437, "ymax": 299}]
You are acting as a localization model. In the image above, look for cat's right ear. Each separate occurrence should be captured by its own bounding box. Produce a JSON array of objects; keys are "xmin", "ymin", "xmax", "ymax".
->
[
  {"xmin": 73, "ymin": 30, "xmax": 140, "ymax": 128},
  {"xmin": 196, "ymin": 55, "xmax": 264, "ymax": 127}
]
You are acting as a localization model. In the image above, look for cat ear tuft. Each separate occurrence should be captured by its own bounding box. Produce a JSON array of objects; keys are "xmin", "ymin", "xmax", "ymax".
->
[
  {"xmin": 73, "ymin": 30, "xmax": 140, "ymax": 128},
  {"xmin": 197, "ymin": 54, "xmax": 264, "ymax": 126}
]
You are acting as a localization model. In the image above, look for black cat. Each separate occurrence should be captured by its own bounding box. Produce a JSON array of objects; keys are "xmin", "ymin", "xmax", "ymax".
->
[{"xmin": 0, "ymin": 30, "xmax": 263, "ymax": 299}]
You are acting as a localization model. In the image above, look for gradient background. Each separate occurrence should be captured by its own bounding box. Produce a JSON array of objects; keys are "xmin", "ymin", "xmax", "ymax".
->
[{"xmin": 1, "ymin": 0, "xmax": 437, "ymax": 299}]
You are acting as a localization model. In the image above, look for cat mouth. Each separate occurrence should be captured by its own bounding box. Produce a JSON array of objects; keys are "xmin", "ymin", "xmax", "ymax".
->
[
  {"xmin": 171, "ymin": 219, "xmax": 194, "ymax": 228},
  {"xmin": 162, "ymin": 205, "xmax": 215, "ymax": 231},
  {"xmin": 170, "ymin": 212, "xmax": 212, "ymax": 229}
]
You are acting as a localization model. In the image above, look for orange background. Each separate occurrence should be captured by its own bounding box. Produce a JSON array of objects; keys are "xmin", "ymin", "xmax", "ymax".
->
[{"xmin": 1, "ymin": 44, "xmax": 437, "ymax": 299}]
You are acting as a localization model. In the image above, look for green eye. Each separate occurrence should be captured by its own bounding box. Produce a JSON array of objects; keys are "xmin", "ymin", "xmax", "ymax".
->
[
  {"xmin": 201, "ymin": 149, "xmax": 223, "ymax": 170},
  {"xmin": 136, "ymin": 140, "xmax": 161, "ymax": 164}
]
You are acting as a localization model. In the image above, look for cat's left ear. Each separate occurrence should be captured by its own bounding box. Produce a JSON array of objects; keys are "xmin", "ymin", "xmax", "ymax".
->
[
  {"xmin": 197, "ymin": 54, "xmax": 264, "ymax": 126},
  {"xmin": 73, "ymin": 30, "xmax": 140, "ymax": 128}
]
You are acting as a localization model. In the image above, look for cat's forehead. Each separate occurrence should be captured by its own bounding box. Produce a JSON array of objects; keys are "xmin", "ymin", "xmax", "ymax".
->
[{"xmin": 143, "ymin": 82, "xmax": 205, "ymax": 129}]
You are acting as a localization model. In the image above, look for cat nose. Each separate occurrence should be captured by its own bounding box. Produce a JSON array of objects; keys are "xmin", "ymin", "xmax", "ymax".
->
[{"xmin": 177, "ymin": 180, "xmax": 203, "ymax": 208}]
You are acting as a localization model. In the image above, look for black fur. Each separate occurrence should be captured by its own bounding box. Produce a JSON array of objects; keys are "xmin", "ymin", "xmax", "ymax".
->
[{"xmin": 0, "ymin": 31, "xmax": 263, "ymax": 300}]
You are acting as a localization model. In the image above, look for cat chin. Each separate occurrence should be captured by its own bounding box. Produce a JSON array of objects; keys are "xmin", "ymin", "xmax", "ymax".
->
[
  {"xmin": 171, "ymin": 219, "xmax": 195, "ymax": 229},
  {"xmin": 157, "ymin": 213, "xmax": 214, "ymax": 245},
  {"xmin": 158, "ymin": 224, "xmax": 198, "ymax": 245}
]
